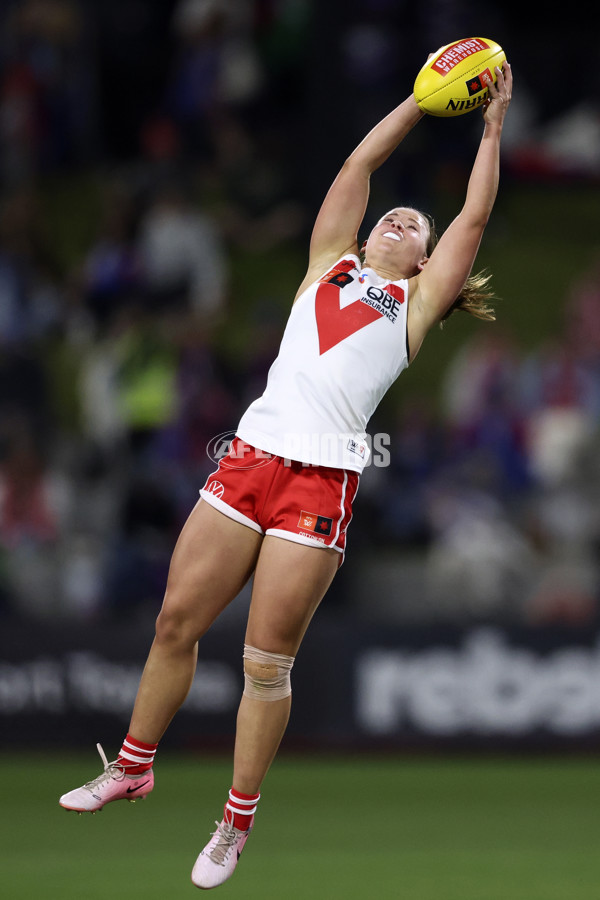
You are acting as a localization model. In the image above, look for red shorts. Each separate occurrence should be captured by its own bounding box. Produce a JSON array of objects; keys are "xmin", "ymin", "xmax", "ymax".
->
[{"xmin": 200, "ymin": 437, "xmax": 359, "ymax": 561}]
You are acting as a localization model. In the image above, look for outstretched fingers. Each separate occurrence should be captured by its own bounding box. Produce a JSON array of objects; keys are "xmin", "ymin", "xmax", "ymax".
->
[{"xmin": 483, "ymin": 61, "xmax": 512, "ymax": 123}]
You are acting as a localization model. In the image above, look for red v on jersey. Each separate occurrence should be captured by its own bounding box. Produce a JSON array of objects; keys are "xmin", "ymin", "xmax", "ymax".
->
[{"xmin": 315, "ymin": 282, "xmax": 383, "ymax": 355}]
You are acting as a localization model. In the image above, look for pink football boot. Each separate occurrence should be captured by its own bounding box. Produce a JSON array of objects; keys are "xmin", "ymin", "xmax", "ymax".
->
[{"xmin": 59, "ymin": 743, "xmax": 154, "ymax": 813}]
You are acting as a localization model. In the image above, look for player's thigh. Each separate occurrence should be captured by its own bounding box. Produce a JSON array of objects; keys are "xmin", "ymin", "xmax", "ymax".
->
[
  {"xmin": 245, "ymin": 536, "xmax": 339, "ymax": 656},
  {"xmin": 160, "ymin": 500, "xmax": 263, "ymax": 636}
]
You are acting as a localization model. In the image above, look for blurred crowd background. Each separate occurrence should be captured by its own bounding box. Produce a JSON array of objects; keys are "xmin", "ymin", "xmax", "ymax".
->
[{"xmin": 0, "ymin": 0, "xmax": 598, "ymax": 629}]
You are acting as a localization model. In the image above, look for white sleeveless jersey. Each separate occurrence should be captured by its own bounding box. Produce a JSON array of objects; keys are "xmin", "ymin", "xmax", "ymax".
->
[{"xmin": 236, "ymin": 254, "xmax": 409, "ymax": 473}]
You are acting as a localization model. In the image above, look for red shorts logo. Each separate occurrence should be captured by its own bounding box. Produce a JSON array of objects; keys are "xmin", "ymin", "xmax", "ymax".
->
[
  {"xmin": 298, "ymin": 510, "xmax": 333, "ymax": 537},
  {"xmin": 207, "ymin": 480, "xmax": 225, "ymax": 499}
]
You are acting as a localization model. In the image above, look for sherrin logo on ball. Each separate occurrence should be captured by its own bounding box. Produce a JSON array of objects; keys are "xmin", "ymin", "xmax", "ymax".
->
[{"xmin": 414, "ymin": 38, "xmax": 506, "ymax": 117}]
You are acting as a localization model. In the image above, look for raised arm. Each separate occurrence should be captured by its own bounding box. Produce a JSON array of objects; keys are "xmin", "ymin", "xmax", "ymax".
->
[
  {"xmin": 408, "ymin": 63, "xmax": 513, "ymax": 347},
  {"xmin": 294, "ymin": 95, "xmax": 425, "ymax": 300}
]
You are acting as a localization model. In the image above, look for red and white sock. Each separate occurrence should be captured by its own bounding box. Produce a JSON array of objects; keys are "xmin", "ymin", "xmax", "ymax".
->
[
  {"xmin": 116, "ymin": 733, "xmax": 158, "ymax": 775},
  {"xmin": 225, "ymin": 787, "xmax": 260, "ymax": 831}
]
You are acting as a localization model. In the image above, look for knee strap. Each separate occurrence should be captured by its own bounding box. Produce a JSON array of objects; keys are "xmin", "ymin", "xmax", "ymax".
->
[{"xmin": 243, "ymin": 644, "xmax": 295, "ymax": 701}]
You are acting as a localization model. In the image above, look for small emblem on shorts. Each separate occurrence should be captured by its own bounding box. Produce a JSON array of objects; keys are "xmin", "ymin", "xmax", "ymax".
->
[
  {"xmin": 207, "ymin": 481, "xmax": 225, "ymax": 499},
  {"xmin": 298, "ymin": 510, "xmax": 333, "ymax": 536}
]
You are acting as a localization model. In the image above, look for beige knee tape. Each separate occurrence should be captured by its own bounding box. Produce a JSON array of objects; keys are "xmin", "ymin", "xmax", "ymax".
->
[{"xmin": 243, "ymin": 644, "xmax": 295, "ymax": 701}]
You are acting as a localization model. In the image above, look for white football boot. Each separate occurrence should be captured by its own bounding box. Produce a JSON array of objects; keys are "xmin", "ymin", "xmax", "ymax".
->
[{"xmin": 191, "ymin": 811, "xmax": 252, "ymax": 890}]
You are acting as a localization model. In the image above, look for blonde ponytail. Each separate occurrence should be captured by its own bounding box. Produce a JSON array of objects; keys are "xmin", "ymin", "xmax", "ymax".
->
[
  {"xmin": 440, "ymin": 269, "xmax": 496, "ymax": 326},
  {"xmin": 423, "ymin": 215, "xmax": 497, "ymax": 326}
]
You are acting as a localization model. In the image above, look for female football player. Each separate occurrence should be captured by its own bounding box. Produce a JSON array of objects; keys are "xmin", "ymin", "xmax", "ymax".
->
[{"xmin": 60, "ymin": 58, "xmax": 512, "ymax": 890}]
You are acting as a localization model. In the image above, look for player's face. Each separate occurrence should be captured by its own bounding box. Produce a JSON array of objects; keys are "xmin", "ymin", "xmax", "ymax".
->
[{"xmin": 365, "ymin": 208, "xmax": 430, "ymax": 273}]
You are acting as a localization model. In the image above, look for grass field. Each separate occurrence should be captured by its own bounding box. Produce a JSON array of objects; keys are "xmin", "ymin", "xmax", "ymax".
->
[{"xmin": 1, "ymin": 752, "xmax": 599, "ymax": 899}]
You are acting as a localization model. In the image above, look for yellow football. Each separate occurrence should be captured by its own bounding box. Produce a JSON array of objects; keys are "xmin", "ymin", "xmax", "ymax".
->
[{"xmin": 414, "ymin": 37, "xmax": 506, "ymax": 117}]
